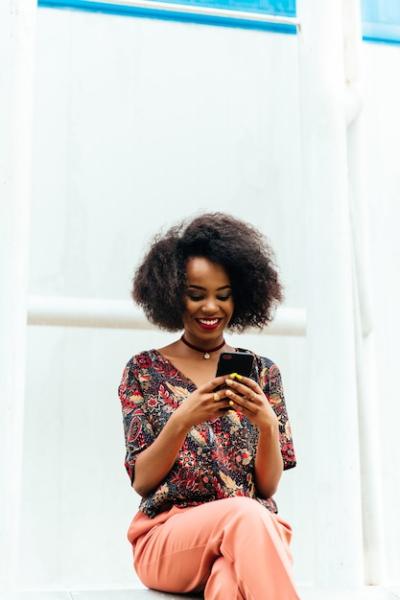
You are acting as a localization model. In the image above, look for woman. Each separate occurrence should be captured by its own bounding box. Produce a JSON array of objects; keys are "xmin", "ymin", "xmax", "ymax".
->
[{"xmin": 118, "ymin": 213, "xmax": 299, "ymax": 599}]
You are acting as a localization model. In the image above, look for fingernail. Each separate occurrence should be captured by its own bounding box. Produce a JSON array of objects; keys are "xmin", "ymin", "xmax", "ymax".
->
[
  {"xmin": 226, "ymin": 378, "xmax": 233, "ymax": 385},
  {"xmin": 230, "ymin": 372, "xmax": 242, "ymax": 381}
]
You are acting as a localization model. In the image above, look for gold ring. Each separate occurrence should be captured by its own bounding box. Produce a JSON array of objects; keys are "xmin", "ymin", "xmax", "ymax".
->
[
  {"xmin": 229, "ymin": 400, "xmax": 234, "ymax": 407},
  {"xmin": 214, "ymin": 392, "xmax": 219, "ymax": 401}
]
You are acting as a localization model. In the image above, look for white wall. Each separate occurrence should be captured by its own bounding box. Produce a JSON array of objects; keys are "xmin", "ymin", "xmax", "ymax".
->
[
  {"xmin": 24, "ymin": 7, "xmax": 307, "ymax": 591},
  {"xmin": 30, "ymin": 9, "xmax": 304, "ymax": 307},
  {"xmin": 16, "ymin": 4, "xmax": 400, "ymax": 594},
  {"xmin": 362, "ymin": 41, "xmax": 400, "ymax": 587}
]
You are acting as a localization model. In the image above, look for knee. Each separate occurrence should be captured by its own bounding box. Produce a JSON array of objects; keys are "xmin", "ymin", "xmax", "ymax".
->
[{"xmin": 220, "ymin": 496, "xmax": 267, "ymax": 524}]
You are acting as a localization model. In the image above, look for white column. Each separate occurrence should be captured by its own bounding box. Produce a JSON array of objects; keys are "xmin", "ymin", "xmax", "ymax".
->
[
  {"xmin": 297, "ymin": 0, "xmax": 364, "ymax": 589},
  {"xmin": 345, "ymin": 0, "xmax": 386, "ymax": 583},
  {"xmin": 0, "ymin": 0, "xmax": 36, "ymax": 591}
]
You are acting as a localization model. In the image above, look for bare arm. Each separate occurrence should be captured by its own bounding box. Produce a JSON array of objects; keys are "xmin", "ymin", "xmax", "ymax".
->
[
  {"xmin": 254, "ymin": 420, "xmax": 283, "ymax": 498},
  {"xmin": 133, "ymin": 412, "xmax": 189, "ymax": 496}
]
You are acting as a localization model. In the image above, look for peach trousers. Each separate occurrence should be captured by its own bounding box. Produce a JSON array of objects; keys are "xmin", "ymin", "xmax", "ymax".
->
[{"xmin": 127, "ymin": 497, "xmax": 300, "ymax": 600}]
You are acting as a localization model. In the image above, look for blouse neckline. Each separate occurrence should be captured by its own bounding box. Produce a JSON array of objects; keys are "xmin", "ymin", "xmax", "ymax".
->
[
  {"xmin": 149, "ymin": 347, "xmax": 250, "ymax": 392},
  {"xmin": 150, "ymin": 348, "xmax": 199, "ymax": 390}
]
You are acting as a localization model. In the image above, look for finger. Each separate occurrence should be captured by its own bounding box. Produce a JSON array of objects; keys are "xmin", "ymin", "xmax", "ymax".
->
[
  {"xmin": 224, "ymin": 400, "xmax": 251, "ymax": 419},
  {"xmin": 229, "ymin": 374, "xmax": 263, "ymax": 395},
  {"xmin": 225, "ymin": 390, "xmax": 257, "ymax": 414},
  {"xmin": 202, "ymin": 376, "xmax": 232, "ymax": 393},
  {"xmin": 211, "ymin": 388, "xmax": 230, "ymax": 402},
  {"xmin": 225, "ymin": 379, "xmax": 261, "ymax": 403},
  {"xmin": 218, "ymin": 401, "xmax": 234, "ymax": 412}
]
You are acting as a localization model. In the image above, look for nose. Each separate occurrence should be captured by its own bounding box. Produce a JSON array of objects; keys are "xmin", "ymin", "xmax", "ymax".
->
[{"xmin": 201, "ymin": 297, "xmax": 219, "ymax": 314}]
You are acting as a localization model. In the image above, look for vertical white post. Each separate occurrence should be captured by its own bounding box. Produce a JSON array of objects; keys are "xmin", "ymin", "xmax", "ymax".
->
[
  {"xmin": 0, "ymin": 0, "xmax": 36, "ymax": 591},
  {"xmin": 298, "ymin": 0, "xmax": 364, "ymax": 589},
  {"xmin": 352, "ymin": 269, "xmax": 386, "ymax": 585},
  {"xmin": 344, "ymin": 0, "xmax": 386, "ymax": 584}
]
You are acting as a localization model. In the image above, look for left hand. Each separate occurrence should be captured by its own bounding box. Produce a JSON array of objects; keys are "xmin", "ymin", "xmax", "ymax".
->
[{"xmin": 224, "ymin": 374, "xmax": 279, "ymax": 430}]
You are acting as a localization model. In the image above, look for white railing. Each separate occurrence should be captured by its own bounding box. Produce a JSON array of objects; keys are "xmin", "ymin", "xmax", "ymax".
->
[{"xmin": 27, "ymin": 295, "xmax": 306, "ymax": 336}]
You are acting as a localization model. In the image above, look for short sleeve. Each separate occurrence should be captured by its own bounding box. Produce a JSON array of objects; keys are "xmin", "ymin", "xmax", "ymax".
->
[
  {"xmin": 118, "ymin": 361, "xmax": 156, "ymax": 485},
  {"xmin": 265, "ymin": 363, "xmax": 297, "ymax": 471}
]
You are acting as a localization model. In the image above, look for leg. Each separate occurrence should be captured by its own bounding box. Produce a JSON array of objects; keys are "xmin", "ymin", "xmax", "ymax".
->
[
  {"xmin": 204, "ymin": 556, "xmax": 245, "ymax": 600},
  {"xmin": 129, "ymin": 497, "xmax": 299, "ymax": 599},
  {"xmin": 215, "ymin": 497, "xmax": 298, "ymax": 600}
]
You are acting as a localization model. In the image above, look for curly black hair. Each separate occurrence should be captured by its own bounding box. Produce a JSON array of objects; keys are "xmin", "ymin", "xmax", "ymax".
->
[{"xmin": 132, "ymin": 213, "xmax": 284, "ymax": 332}]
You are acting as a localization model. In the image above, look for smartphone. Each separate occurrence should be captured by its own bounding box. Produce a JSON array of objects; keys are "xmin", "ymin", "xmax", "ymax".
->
[{"xmin": 215, "ymin": 351, "xmax": 254, "ymax": 379}]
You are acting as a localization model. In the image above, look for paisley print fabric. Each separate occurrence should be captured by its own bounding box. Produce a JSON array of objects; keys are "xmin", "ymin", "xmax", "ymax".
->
[{"xmin": 118, "ymin": 348, "xmax": 296, "ymax": 518}]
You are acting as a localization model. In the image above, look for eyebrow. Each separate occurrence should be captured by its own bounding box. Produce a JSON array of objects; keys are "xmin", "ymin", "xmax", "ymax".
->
[{"xmin": 187, "ymin": 285, "xmax": 232, "ymax": 291}]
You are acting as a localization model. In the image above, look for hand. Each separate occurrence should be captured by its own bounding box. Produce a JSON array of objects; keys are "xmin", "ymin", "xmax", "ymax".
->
[
  {"xmin": 224, "ymin": 374, "xmax": 279, "ymax": 430},
  {"xmin": 174, "ymin": 376, "xmax": 231, "ymax": 429}
]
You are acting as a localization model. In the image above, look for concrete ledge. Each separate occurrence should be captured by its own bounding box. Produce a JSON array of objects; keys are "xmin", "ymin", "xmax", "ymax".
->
[
  {"xmin": 1, "ymin": 587, "xmax": 400, "ymax": 600},
  {"xmin": 0, "ymin": 591, "xmax": 200, "ymax": 600},
  {"xmin": 300, "ymin": 589, "xmax": 400, "ymax": 600}
]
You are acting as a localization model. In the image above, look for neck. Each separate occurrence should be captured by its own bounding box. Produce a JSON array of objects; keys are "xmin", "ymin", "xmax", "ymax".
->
[{"xmin": 182, "ymin": 331, "xmax": 225, "ymax": 351}]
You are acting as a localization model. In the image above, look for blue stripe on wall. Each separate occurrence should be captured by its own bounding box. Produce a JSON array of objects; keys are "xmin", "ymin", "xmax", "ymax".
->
[
  {"xmin": 362, "ymin": 0, "xmax": 400, "ymax": 45},
  {"xmin": 155, "ymin": 0, "xmax": 295, "ymax": 17},
  {"xmin": 363, "ymin": 23, "xmax": 400, "ymax": 45},
  {"xmin": 38, "ymin": 0, "xmax": 400, "ymax": 43},
  {"xmin": 37, "ymin": 0, "xmax": 297, "ymax": 33}
]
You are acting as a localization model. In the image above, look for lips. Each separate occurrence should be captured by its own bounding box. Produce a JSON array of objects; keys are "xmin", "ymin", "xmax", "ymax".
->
[{"xmin": 195, "ymin": 318, "xmax": 222, "ymax": 331}]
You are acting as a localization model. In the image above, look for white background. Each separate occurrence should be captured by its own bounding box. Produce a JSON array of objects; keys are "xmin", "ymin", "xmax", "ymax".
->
[{"xmin": 13, "ymin": 5, "xmax": 400, "ymax": 593}]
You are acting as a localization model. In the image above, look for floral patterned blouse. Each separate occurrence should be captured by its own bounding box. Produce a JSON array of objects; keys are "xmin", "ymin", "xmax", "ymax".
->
[{"xmin": 118, "ymin": 348, "xmax": 296, "ymax": 518}]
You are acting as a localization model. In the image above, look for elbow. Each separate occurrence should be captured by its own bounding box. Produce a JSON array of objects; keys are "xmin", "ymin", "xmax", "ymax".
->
[
  {"xmin": 130, "ymin": 457, "xmax": 146, "ymax": 496},
  {"xmin": 133, "ymin": 483, "xmax": 146, "ymax": 497},
  {"xmin": 132, "ymin": 477, "xmax": 147, "ymax": 497},
  {"xmin": 132, "ymin": 474, "xmax": 152, "ymax": 498},
  {"xmin": 259, "ymin": 484, "xmax": 278, "ymax": 499},
  {"xmin": 268, "ymin": 483, "xmax": 279, "ymax": 498},
  {"xmin": 255, "ymin": 467, "xmax": 283, "ymax": 499}
]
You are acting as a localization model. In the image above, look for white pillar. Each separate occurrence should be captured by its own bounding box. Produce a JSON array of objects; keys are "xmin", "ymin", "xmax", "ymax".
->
[
  {"xmin": 298, "ymin": 0, "xmax": 364, "ymax": 589},
  {"xmin": 0, "ymin": 0, "xmax": 36, "ymax": 591},
  {"xmin": 344, "ymin": 0, "xmax": 386, "ymax": 583}
]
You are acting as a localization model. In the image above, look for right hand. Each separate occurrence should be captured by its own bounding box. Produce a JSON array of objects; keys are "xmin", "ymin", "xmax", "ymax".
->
[{"xmin": 174, "ymin": 376, "xmax": 231, "ymax": 429}]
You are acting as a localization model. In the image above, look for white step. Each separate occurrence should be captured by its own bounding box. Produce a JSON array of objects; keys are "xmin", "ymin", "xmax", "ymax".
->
[{"xmin": 1, "ymin": 587, "xmax": 400, "ymax": 600}]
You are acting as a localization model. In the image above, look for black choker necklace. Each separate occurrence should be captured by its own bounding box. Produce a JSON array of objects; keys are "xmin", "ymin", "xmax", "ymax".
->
[{"xmin": 181, "ymin": 335, "xmax": 226, "ymax": 360}]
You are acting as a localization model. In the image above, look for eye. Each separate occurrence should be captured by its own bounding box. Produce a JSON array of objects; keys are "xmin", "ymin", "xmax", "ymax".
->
[
  {"xmin": 187, "ymin": 293, "xmax": 204, "ymax": 301},
  {"xmin": 217, "ymin": 294, "xmax": 232, "ymax": 301}
]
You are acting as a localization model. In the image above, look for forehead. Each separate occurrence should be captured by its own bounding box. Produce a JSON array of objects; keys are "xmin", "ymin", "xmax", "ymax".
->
[{"xmin": 185, "ymin": 256, "xmax": 230, "ymax": 286}]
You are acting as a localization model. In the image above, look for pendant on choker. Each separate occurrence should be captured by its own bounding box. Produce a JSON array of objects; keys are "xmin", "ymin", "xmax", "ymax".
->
[{"xmin": 180, "ymin": 335, "xmax": 225, "ymax": 359}]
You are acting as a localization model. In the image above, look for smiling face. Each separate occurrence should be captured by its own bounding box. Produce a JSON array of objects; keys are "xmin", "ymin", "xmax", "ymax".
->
[{"xmin": 182, "ymin": 256, "xmax": 234, "ymax": 347}]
